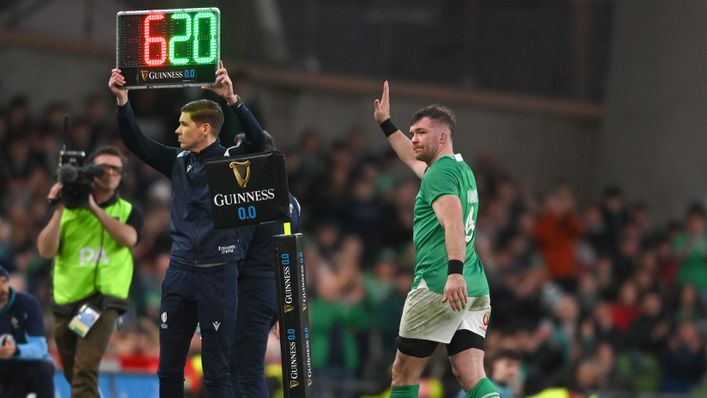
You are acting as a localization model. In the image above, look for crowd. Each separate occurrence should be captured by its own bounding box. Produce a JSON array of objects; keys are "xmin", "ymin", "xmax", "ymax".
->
[{"xmin": 1, "ymin": 90, "xmax": 706, "ymax": 397}]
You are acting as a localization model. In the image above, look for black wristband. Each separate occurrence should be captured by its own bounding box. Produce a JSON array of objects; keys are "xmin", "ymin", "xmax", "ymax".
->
[
  {"xmin": 379, "ymin": 119, "xmax": 398, "ymax": 137},
  {"xmin": 448, "ymin": 259, "xmax": 464, "ymax": 275}
]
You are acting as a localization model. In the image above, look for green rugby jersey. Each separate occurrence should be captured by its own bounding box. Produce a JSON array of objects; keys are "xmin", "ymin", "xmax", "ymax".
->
[{"xmin": 412, "ymin": 154, "xmax": 489, "ymax": 296}]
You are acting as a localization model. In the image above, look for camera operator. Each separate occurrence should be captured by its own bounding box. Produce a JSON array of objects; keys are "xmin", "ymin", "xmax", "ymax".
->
[{"xmin": 37, "ymin": 146, "xmax": 142, "ymax": 398}]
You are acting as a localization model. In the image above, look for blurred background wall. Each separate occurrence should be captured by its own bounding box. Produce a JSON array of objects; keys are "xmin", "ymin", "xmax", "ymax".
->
[
  {"xmin": 599, "ymin": 0, "xmax": 707, "ymax": 222},
  {"xmin": 1, "ymin": 0, "xmax": 613, "ymax": 211},
  {"xmin": 5, "ymin": 0, "xmax": 704, "ymax": 222}
]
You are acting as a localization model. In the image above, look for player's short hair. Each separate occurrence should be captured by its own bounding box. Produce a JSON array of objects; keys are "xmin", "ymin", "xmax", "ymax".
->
[
  {"xmin": 410, "ymin": 104, "xmax": 456, "ymax": 139},
  {"xmin": 181, "ymin": 99, "xmax": 224, "ymax": 136}
]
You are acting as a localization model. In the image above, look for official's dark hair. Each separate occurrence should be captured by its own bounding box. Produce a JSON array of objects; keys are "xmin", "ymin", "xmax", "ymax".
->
[
  {"xmin": 181, "ymin": 99, "xmax": 224, "ymax": 135},
  {"xmin": 410, "ymin": 104, "xmax": 456, "ymax": 138},
  {"xmin": 235, "ymin": 131, "xmax": 276, "ymax": 152},
  {"xmin": 262, "ymin": 130, "xmax": 275, "ymax": 152},
  {"xmin": 87, "ymin": 145, "xmax": 128, "ymax": 170}
]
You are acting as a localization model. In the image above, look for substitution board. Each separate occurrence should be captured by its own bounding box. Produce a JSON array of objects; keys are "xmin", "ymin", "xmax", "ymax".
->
[{"xmin": 116, "ymin": 8, "xmax": 220, "ymax": 89}]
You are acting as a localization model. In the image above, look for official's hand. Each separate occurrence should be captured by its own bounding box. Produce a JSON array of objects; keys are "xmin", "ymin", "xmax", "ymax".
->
[
  {"xmin": 0, "ymin": 339, "xmax": 17, "ymax": 359},
  {"xmin": 202, "ymin": 60, "xmax": 238, "ymax": 104},
  {"xmin": 373, "ymin": 80, "xmax": 391, "ymax": 124},
  {"xmin": 108, "ymin": 69, "xmax": 129, "ymax": 106},
  {"xmin": 441, "ymin": 274, "xmax": 467, "ymax": 312}
]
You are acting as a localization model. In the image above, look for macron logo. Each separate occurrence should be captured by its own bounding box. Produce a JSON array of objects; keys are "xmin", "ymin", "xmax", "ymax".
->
[{"xmin": 212, "ymin": 321, "xmax": 221, "ymax": 332}]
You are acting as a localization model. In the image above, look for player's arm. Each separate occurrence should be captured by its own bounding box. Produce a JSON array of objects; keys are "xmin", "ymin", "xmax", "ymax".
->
[
  {"xmin": 289, "ymin": 195, "xmax": 302, "ymax": 233},
  {"xmin": 373, "ymin": 81, "xmax": 426, "ymax": 179},
  {"xmin": 432, "ymin": 194, "xmax": 468, "ymax": 312},
  {"xmin": 203, "ymin": 61, "xmax": 266, "ymax": 153},
  {"xmin": 109, "ymin": 69, "xmax": 178, "ymax": 177},
  {"xmin": 387, "ymin": 131, "xmax": 427, "ymax": 179},
  {"xmin": 15, "ymin": 295, "xmax": 50, "ymax": 360},
  {"xmin": 233, "ymin": 102, "xmax": 266, "ymax": 153}
]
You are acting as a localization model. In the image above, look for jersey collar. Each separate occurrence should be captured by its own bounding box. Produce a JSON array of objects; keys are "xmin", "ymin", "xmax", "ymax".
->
[
  {"xmin": 193, "ymin": 139, "xmax": 223, "ymax": 160},
  {"xmin": 98, "ymin": 192, "xmax": 120, "ymax": 208},
  {"xmin": 0, "ymin": 288, "xmax": 16, "ymax": 314}
]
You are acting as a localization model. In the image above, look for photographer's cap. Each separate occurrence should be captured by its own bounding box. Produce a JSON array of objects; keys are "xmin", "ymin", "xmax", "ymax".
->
[{"xmin": 0, "ymin": 265, "xmax": 8, "ymax": 279}]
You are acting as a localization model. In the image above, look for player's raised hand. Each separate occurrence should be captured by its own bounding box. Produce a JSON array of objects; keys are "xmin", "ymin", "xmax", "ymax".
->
[
  {"xmin": 202, "ymin": 60, "xmax": 237, "ymax": 104},
  {"xmin": 442, "ymin": 274, "xmax": 468, "ymax": 312},
  {"xmin": 373, "ymin": 80, "xmax": 391, "ymax": 123},
  {"xmin": 108, "ymin": 68, "xmax": 128, "ymax": 106}
]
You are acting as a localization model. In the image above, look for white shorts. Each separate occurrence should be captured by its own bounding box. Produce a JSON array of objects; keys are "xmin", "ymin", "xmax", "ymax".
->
[{"xmin": 398, "ymin": 287, "xmax": 491, "ymax": 344}]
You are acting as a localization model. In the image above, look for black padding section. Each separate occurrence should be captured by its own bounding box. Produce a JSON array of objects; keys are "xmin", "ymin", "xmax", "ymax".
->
[
  {"xmin": 396, "ymin": 336, "xmax": 439, "ymax": 358},
  {"xmin": 446, "ymin": 329, "xmax": 485, "ymax": 356}
]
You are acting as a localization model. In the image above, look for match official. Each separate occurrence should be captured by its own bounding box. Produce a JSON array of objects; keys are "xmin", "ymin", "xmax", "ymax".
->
[
  {"xmin": 230, "ymin": 131, "xmax": 302, "ymax": 398},
  {"xmin": 109, "ymin": 61, "xmax": 265, "ymax": 398}
]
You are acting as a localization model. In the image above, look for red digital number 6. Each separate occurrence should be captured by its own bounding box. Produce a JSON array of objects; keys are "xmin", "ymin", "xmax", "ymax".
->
[{"xmin": 143, "ymin": 14, "xmax": 167, "ymax": 66}]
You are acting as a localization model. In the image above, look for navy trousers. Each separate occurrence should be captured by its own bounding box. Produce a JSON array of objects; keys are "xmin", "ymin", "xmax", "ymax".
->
[
  {"xmin": 231, "ymin": 274, "xmax": 277, "ymax": 398},
  {"xmin": 0, "ymin": 360, "xmax": 54, "ymax": 398},
  {"xmin": 158, "ymin": 262, "xmax": 238, "ymax": 398}
]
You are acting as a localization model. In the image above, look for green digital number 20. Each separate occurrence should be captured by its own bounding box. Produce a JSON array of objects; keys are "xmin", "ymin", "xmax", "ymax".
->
[{"xmin": 166, "ymin": 12, "xmax": 217, "ymax": 65}]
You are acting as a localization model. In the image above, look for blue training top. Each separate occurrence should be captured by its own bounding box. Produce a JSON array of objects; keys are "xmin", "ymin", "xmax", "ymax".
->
[
  {"xmin": 0, "ymin": 289, "xmax": 51, "ymax": 361},
  {"xmin": 117, "ymin": 101, "xmax": 265, "ymax": 266}
]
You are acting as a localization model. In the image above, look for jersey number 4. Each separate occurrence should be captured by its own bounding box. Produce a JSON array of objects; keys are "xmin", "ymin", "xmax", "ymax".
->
[{"xmin": 465, "ymin": 206, "xmax": 476, "ymax": 243}]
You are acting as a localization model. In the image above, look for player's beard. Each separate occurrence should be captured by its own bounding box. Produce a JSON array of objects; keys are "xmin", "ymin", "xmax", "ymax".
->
[{"xmin": 415, "ymin": 144, "xmax": 436, "ymax": 164}]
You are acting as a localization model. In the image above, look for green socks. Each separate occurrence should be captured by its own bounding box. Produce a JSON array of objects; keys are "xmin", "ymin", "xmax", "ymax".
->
[
  {"xmin": 389, "ymin": 378, "xmax": 498, "ymax": 398},
  {"xmin": 390, "ymin": 384, "xmax": 420, "ymax": 397},
  {"xmin": 465, "ymin": 377, "xmax": 500, "ymax": 398}
]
